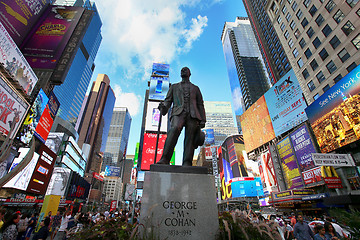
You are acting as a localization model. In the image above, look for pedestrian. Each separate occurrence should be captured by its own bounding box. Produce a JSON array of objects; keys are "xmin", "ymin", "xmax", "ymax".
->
[
  {"xmin": 314, "ymin": 225, "xmax": 327, "ymax": 240},
  {"xmin": 50, "ymin": 211, "xmax": 62, "ymax": 240},
  {"xmin": 293, "ymin": 214, "xmax": 315, "ymax": 240},
  {"xmin": 290, "ymin": 213, "xmax": 296, "ymax": 227},
  {"xmin": 324, "ymin": 221, "xmax": 341, "ymax": 240},
  {"xmin": 1, "ymin": 212, "xmax": 21, "ymax": 240},
  {"xmin": 53, "ymin": 211, "xmax": 71, "ymax": 240},
  {"xmin": 17, "ymin": 213, "xmax": 29, "ymax": 240},
  {"xmin": 0, "ymin": 208, "xmax": 6, "ymax": 230},
  {"xmin": 24, "ymin": 212, "xmax": 38, "ymax": 240},
  {"xmin": 32, "ymin": 217, "xmax": 50, "ymax": 240}
]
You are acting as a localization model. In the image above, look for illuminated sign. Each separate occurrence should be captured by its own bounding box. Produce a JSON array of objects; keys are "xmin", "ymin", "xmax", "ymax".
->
[
  {"xmin": 145, "ymin": 101, "xmax": 168, "ymax": 132},
  {"xmin": 141, "ymin": 133, "xmax": 167, "ymax": 170},
  {"xmin": 149, "ymin": 77, "xmax": 170, "ymax": 101}
]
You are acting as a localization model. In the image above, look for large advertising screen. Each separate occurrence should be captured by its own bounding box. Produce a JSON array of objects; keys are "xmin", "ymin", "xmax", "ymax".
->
[
  {"xmin": 259, "ymin": 150, "xmax": 279, "ymax": 194},
  {"xmin": 45, "ymin": 167, "xmax": 71, "ymax": 196},
  {"xmin": 204, "ymin": 129, "xmax": 215, "ymax": 145},
  {"xmin": 22, "ymin": 6, "xmax": 85, "ymax": 69},
  {"xmin": 149, "ymin": 77, "xmax": 170, "ymax": 101},
  {"xmin": 221, "ymin": 135, "xmax": 248, "ymax": 178},
  {"xmin": 145, "ymin": 101, "xmax": 168, "ymax": 132},
  {"xmin": 151, "ymin": 63, "xmax": 169, "ymax": 77},
  {"xmin": 0, "ymin": 0, "xmax": 50, "ymax": 46},
  {"xmin": 306, "ymin": 65, "xmax": 360, "ymax": 153},
  {"xmin": 0, "ymin": 22, "xmax": 39, "ymax": 95},
  {"xmin": 0, "ymin": 75, "xmax": 30, "ymax": 138},
  {"xmin": 141, "ymin": 133, "xmax": 167, "ymax": 170},
  {"xmin": 66, "ymin": 172, "xmax": 90, "ymax": 200},
  {"xmin": 26, "ymin": 144, "xmax": 57, "ymax": 195},
  {"xmin": 104, "ymin": 166, "xmax": 120, "ymax": 177},
  {"xmin": 277, "ymin": 137, "xmax": 304, "ymax": 189},
  {"xmin": 264, "ymin": 69, "xmax": 308, "ymax": 136},
  {"xmin": 240, "ymin": 96, "xmax": 275, "ymax": 152},
  {"xmin": 45, "ymin": 132, "xmax": 66, "ymax": 155}
]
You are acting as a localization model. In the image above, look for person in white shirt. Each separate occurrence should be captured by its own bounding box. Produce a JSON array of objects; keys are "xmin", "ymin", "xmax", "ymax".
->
[{"xmin": 54, "ymin": 211, "xmax": 71, "ymax": 240}]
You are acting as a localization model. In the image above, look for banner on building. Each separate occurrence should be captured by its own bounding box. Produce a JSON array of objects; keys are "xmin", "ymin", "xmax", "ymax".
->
[
  {"xmin": 45, "ymin": 167, "xmax": 71, "ymax": 196},
  {"xmin": 151, "ymin": 63, "xmax": 169, "ymax": 77},
  {"xmin": 145, "ymin": 101, "xmax": 168, "ymax": 132},
  {"xmin": 110, "ymin": 200, "xmax": 117, "ymax": 212},
  {"xmin": 104, "ymin": 166, "xmax": 120, "ymax": 177},
  {"xmin": 204, "ymin": 129, "xmax": 215, "ymax": 145},
  {"xmin": 141, "ymin": 133, "xmax": 167, "ymax": 170},
  {"xmin": 149, "ymin": 77, "xmax": 170, "ymax": 101}
]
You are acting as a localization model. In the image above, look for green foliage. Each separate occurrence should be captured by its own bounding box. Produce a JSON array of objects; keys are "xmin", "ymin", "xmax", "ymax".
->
[{"xmin": 328, "ymin": 208, "xmax": 360, "ymax": 240}]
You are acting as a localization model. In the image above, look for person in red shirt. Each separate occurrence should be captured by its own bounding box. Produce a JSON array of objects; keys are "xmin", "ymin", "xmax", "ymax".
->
[{"xmin": 291, "ymin": 213, "xmax": 297, "ymax": 226}]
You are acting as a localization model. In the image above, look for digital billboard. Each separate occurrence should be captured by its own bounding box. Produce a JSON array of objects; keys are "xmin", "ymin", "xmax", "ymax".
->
[
  {"xmin": 149, "ymin": 77, "xmax": 170, "ymax": 101},
  {"xmin": 277, "ymin": 137, "xmax": 304, "ymax": 189},
  {"xmin": 0, "ymin": 75, "xmax": 30, "ymax": 138},
  {"xmin": 104, "ymin": 166, "xmax": 120, "ymax": 177},
  {"xmin": 221, "ymin": 135, "xmax": 248, "ymax": 178},
  {"xmin": 240, "ymin": 96, "xmax": 275, "ymax": 152},
  {"xmin": 145, "ymin": 101, "xmax": 168, "ymax": 132},
  {"xmin": 0, "ymin": 22, "xmax": 39, "ymax": 95},
  {"xmin": 151, "ymin": 63, "xmax": 169, "ymax": 77},
  {"xmin": 26, "ymin": 144, "xmax": 57, "ymax": 194},
  {"xmin": 204, "ymin": 129, "xmax": 215, "ymax": 145},
  {"xmin": 141, "ymin": 133, "xmax": 167, "ymax": 170},
  {"xmin": 45, "ymin": 167, "xmax": 71, "ymax": 196},
  {"xmin": 45, "ymin": 132, "xmax": 66, "ymax": 155},
  {"xmin": 22, "ymin": 6, "xmax": 85, "ymax": 69},
  {"xmin": 264, "ymin": 69, "xmax": 308, "ymax": 136},
  {"xmin": 66, "ymin": 172, "xmax": 90, "ymax": 200},
  {"xmin": 306, "ymin": 64, "xmax": 360, "ymax": 153},
  {"xmin": 258, "ymin": 150, "xmax": 279, "ymax": 194},
  {"xmin": 0, "ymin": 0, "xmax": 50, "ymax": 46}
]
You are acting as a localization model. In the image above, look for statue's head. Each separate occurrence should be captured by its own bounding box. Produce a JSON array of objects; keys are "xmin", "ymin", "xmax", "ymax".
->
[{"xmin": 181, "ymin": 67, "xmax": 191, "ymax": 78}]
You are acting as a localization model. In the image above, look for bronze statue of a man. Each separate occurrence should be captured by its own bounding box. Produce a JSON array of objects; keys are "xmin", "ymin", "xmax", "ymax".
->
[{"xmin": 156, "ymin": 67, "xmax": 206, "ymax": 166}]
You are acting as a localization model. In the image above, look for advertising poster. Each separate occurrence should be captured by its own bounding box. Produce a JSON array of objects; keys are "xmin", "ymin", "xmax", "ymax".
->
[
  {"xmin": 104, "ymin": 166, "xmax": 120, "ymax": 177},
  {"xmin": 66, "ymin": 172, "xmax": 90, "ymax": 200},
  {"xmin": 26, "ymin": 144, "xmax": 57, "ymax": 194},
  {"xmin": 22, "ymin": 6, "xmax": 84, "ymax": 69},
  {"xmin": 145, "ymin": 101, "xmax": 168, "ymax": 132},
  {"xmin": 264, "ymin": 69, "xmax": 308, "ymax": 136},
  {"xmin": 0, "ymin": 0, "xmax": 50, "ymax": 46},
  {"xmin": 277, "ymin": 137, "xmax": 304, "ymax": 189},
  {"xmin": 204, "ymin": 129, "xmax": 215, "ymax": 145},
  {"xmin": 302, "ymin": 167, "xmax": 323, "ymax": 185},
  {"xmin": 140, "ymin": 133, "xmax": 167, "ymax": 170},
  {"xmin": 0, "ymin": 148, "xmax": 17, "ymax": 179},
  {"xmin": 151, "ymin": 63, "xmax": 169, "ymax": 77},
  {"xmin": 3, "ymin": 152, "xmax": 40, "ymax": 191},
  {"xmin": 222, "ymin": 135, "xmax": 248, "ymax": 178},
  {"xmin": 0, "ymin": 22, "xmax": 39, "ymax": 95},
  {"xmin": 261, "ymin": 150, "xmax": 279, "ymax": 193},
  {"xmin": 110, "ymin": 200, "xmax": 117, "ymax": 212},
  {"xmin": 218, "ymin": 146, "xmax": 232, "ymax": 200},
  {"xmin": 240, "ymin": 96, "xmax": 275, "ymax": 152},
  {"xmin": 45, "ymin": 167, "xmax": 71, "ymax": 196},
  {"xmin": 258, "ymin": 159, "xmax": 268, "ymax": 195},
  {"xmin": 149, "ymin": 77, "xmax": 170, "ymax": 101},
  {"xmin": 306, "ymin": 64, "xmax": 360, "ymax": 153},
  {"xmin": 45, "ymin": 132, "xmax": 65, "ymax": 154},
  {"xmin": 0, "ymin": 76, "xmax": 29, "ymax": 138}
]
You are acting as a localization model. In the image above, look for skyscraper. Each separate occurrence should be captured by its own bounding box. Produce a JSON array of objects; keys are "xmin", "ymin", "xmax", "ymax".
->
[
  {"xmin": 221, "ymin": 17, "xmax": 271, "ymax": 132},
  {"xmin": 77, "ymin": 74, "xmax": 115, "ymax": 174},
  {"xmin": 101, "ymin": 107, "xmax": 132, "ymax": 172},
  {"xmin": 53, "ymin": 0, "xmax": 102, "ymax": 126},
  {"xmin": 242, "ymin": 0, "xmax": 292, "ymax": 84},
  {"xmin": 204, "ymin": 101, "xmax": 238, "ymax": 146}
]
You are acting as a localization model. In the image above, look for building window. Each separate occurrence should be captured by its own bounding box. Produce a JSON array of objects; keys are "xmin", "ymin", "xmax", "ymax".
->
[
  {"xmin": 312, "ymin": 37, "xmax": 321, "ymax": 49},
  {"xmin": 352, "ymin": 33, "xmax": 360, "ymax": 49},
  {"xmin": 301, "ymin": 18, "xmax": 309, "ymax": 28},
  {"xmin": 298, "ymin": 58, "xmax": 304, "ymax": 68},
  {"xmin": 304, "ymin": 0, "xmax": 312, "ymax": 8},
  {"xmin": 342, "ymin": 21, "xmax": 355, "ymax": 36},
  {"xmin": 338, "ymin": 48, "xmax": 350, "ymax": 62},
  {"xmin": 282, "ymin": 5, "xmax": 288, "ymax": 14},
  {"xmin": 290, "ymin": 20, "xmax": 296, "ymax": 30},
  {"xmin": 315, "ymin": 14, "xmax": 324, "ymax": 26},
  {"xmin": 280, "ymin": 23, "xmax": 286, "ymax": 31},
  {"xmin": 347, "ymin": 62, "xmax": 358, "ymax": 72},
  {"xmin": 292, "ymin": 2, "xmax": 298, "ymax": 11},
  {"xmin": 325, "ymin": 0, "xmax": 336, "ymax": 12},
  {"xmin": 310, "ymin": 59, "xmax": 319, "ymax": 70},
  {"xmin": 309, "ymin": 5, "xmax": 318, "ymax": 16},
  {"xmin": 294, "ymin": 29, "xmax": 301, "ymax": 38},
  {"xmin": 284, "ymin": 30, "xmax": 290, "ymax": 39},
  {"xmin": 319, "ymin": 48, "xmax": 329, "ymax": 60},
  {"xmin": 326, "ymin": 60, "xmax": 337, "ymax": 73},
  {"xmin": 308, "ymin": 80, "xmax": 316, "ymax": 91},
  {"xmin": 346, "ymin": 0, "xmax": 359, "ymax": 8},
  {"xmin": 305, "ymin": 48, "xmax": 313, "ymax": 59},
  {"xmin": 333, "ymin": 74, "xmax": 343, "ymax": 83},
  {"xmin": 286, "ymin": 12, "xmax": 292, "ymax": 21},
  {"xmin": 307, "ymin": 27, "xmax": 315, "ymax": 38},
  {"xmin": 288, "ymin": 38, "xmax": 294, "ymax": 48},
  {"xmin": 316, "ymin": 71, "xmax": 326, "ymax": 82},
  {"xmin": 322, "ymin": 24, "xmax": 332, "ymax": 37},
  {"xmin": 299, "ymin": 38, "xmax": 306, "ymax": 48},
  {"xmin": 296, "ymin": 9, "xmax": 304, "ymax": 19},
  {"xmin": 313, "ymin": 93, "xmax": 320, "ymax": 100},
  {"xmin": 329, "ymin": 35, "xmax": 341, "ymax": 49},
  {"xmin": 293, "ymin": 48, "xmax": 299, "ymax": 57},
  {"xmin": 302, "ymin": 68, "xmax": 310, "ymax": 78},
  {"xmin": 323, "ymin": 84, "xmax": 330, "ymax": 92},
  {"xmin": 333, "ymin": 10, "xmax": 345, "ymax": 23},
  {"xmin": 277, "ymin": 15, "xmax": 282, "ymax": 24}
]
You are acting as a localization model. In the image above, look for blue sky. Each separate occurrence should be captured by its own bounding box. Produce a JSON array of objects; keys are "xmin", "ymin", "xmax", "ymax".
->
[{"xmin": 92, "ymin": 0, "xmax": 247, "ymax": 164}]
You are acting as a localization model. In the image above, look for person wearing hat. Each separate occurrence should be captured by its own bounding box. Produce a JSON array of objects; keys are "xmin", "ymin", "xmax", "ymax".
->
[{"xmin": 157, "ymin": 67, "xmax": 206, "ymax": 166}]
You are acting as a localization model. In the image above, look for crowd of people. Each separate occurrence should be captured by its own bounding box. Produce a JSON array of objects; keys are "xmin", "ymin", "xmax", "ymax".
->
[{"xmin": 0, "ymin": 206, "xmax": 140, "ymax": 240}]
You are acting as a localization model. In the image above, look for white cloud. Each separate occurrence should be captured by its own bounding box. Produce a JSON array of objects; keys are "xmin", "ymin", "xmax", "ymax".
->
[
  {"xmin": 94, "ymin": 0, "xmax": 208, "ymax": 81},
  {"xmin": 113, "ymin": 84, "xmax": 142, "ymax": 117},
  {"xmin": 232, "ymin": 87, "xmax": 244, "ymax": 114}
]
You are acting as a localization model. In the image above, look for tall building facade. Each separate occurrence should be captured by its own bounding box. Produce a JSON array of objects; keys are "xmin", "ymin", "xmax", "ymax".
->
[
  {"xmin": 204, "ymin": 101, "xmax": 239, "ymax": 146},
  {"xmin": 101, "ymin": 107, "xmax": 132, "ymax": 172},
  {"xmin": 53, "ymin": 0, "xmax": 102, "ymax": 126},
  {"xmin": 242, "ymin": 0, "xmax": 292, "ymax": 84},
  {"xmin": 104, "ymin": 177, "xmax": 122, "ymax": 203},
  {"xmin": 77, "ymin": 74, "xmax": 115, "ymax": 174},
  {"xmin": 265, "ymin": 0, "xmax": 360, "ymax": 105},
  {"xmin": 221, "ymin": 17, "xmax": 271, "ymax": 132}
]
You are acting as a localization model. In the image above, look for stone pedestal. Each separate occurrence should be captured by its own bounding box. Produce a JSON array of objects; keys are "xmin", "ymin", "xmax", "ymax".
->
[{"xmin": 139, "ymin": 165, "xmax": 219, "ymax": 240}]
